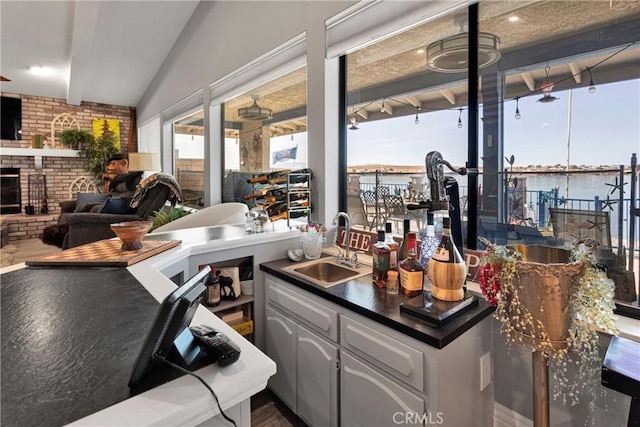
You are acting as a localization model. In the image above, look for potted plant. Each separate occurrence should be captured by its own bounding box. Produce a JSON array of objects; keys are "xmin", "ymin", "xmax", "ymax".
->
[
  {"xmin": 59, "ymin": 129, "xmax": 93, "ymax": 150},
  {"xmin": 78, "ymin": 131, "xmax": 120, "ymax": 186},
  {"xmin": 149, "ymin": 206, "xmax": 191, "ymax": 231},
  {"xmin": 478, "ymin": 238, "xmax": 618, "ymax": 409}
]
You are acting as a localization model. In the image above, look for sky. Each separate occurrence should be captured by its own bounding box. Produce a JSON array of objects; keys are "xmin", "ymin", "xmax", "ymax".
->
[{"xmin": 347, "ymin": 79, "xmax": 640, "ymax": 168}]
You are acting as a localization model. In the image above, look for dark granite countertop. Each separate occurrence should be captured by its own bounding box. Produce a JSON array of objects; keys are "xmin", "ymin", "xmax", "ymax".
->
[
  {"xmin": 0, "ymin": 267, "xmax": 173, "ymax": 426},
  {"xmin": 261, "ymin": 257, "xmax": 495, "ymax": 349}
]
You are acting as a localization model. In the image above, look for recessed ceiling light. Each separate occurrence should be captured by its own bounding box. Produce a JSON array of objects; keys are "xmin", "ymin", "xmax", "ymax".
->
[
  {"xmin": 416, "ymin": 49, "xmax": 425, "ymax": 54},
  {"xmin": 508, "ymin": 16, "xmax": 519, "ymax": 22},
  {"xmin": 28, "ymin": 66, "xmax": 55, "ymax": 77}
]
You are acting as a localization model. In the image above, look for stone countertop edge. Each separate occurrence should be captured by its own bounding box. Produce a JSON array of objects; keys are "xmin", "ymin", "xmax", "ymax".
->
[{"xmin": 260, "ymin": 256, "xmax": 496, "ymax": 349}]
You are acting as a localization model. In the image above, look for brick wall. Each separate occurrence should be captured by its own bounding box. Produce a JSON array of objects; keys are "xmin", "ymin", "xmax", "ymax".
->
[{"xmin": 0, "ymin": 93, "xmax": 136, "ymax": 241}]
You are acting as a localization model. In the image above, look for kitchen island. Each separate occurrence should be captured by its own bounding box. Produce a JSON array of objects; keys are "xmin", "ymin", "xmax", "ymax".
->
[{"xmin": 0, "ymin": 224, "xmax": 300, "ymax": 427}]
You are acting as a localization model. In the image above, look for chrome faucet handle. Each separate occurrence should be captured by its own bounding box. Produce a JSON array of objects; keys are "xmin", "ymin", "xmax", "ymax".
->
[
  {"xmin": 350, "ymin": 251, "xmax": 365, "ymax": 267},
  {"xmin": 333, "ymin": 244, "xmax": 346, "ymax": 259}
]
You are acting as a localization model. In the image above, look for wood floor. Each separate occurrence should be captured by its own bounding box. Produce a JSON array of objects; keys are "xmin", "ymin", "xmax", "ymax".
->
[{"xmin": 1, "ymin": 239, "xmax": 305, "ymax": 426}]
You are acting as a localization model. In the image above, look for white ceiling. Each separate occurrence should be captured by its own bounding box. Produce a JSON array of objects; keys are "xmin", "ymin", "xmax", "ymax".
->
[{"xmin": 0, "ymin": 0, "xmax": 200, "ymax": 107}]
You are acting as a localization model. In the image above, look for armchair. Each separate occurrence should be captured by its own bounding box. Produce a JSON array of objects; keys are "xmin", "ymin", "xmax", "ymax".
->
[{"xmin": 45, "ymin": 173, "xmax": 182, "ymax": 249}]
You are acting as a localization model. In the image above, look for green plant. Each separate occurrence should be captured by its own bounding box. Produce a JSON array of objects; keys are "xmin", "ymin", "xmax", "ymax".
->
[
  {"xmin": 59, "ymin": 129, "xmax": 93, "ymax": 150},
  {"xmin": 149, "ymin": 206, "xmax": 191, "ymax": 231},
  {"xmin": 78, "ymin": 132, "xmax": 120, "ymax": 186}
]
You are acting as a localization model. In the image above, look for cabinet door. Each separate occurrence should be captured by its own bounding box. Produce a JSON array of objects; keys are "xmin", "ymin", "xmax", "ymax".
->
[
  {"xmin": 341, "ymin": 352, "xmax": 424, "ymax": 427},
  {"xmin": 264, "ymin": 306, "xmax": 297, "ymax": 412},
  {"xmin": 297, "ymin": 325, "xmax": 338, "ymax": 427}
]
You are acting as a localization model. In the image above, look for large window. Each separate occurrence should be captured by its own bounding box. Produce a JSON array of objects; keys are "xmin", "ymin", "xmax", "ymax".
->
[
  {"xmin": 343, "ymin": 2, "xmax": 640, "ymax": 302},
  {"xmin": 173, "ymin": 109, "xmax": 205, "ymax": 208},
  {"xmin": 222, "ymin": 67, "xmax": 308, "ymax": 209}
]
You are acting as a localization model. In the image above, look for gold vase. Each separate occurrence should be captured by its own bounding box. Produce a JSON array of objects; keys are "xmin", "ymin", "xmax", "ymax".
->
[{"xmin": 505, "ymin": 245, "xmax": 584, "ymax": 350}]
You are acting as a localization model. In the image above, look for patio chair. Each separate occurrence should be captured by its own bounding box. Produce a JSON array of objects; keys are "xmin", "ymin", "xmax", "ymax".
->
[
  {"xmin": 347, "ymin": 194, "xmax": 370, "ymax": 230},
  {"xmin": 361, "ymin": 190, "xmax": 384, "ymax": 230},
  {"xmin": 383, "ymin": 194, "xmax": 405, "ymax": 231}
]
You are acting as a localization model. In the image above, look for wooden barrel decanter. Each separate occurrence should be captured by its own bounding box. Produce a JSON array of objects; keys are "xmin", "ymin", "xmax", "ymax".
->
[{"xmin": 427, "ymin": 217, "xmax": 466, "ymax": 301}]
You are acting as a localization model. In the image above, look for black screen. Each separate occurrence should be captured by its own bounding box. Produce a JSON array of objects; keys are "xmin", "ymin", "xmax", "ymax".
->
[
  {"xmin": 0, "ymin": 97, "xmax": 22, "ymax": 140},
  {"xmin": 128, "ymin": 266, "xmax": 209, "ymax": 387}
]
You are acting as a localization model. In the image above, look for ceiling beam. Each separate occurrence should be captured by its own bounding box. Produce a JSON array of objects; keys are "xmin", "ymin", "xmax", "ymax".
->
[
  {"xmin": 439, "ymin": 89, "xmax": 456, "ymax": 105},
  {"xmin": 567, "ymin": 62, "xmax": 582, "ymax": 84},
  {"xmin": 404, "ymin": 96, "xmax": 422, "ymax": 108},
  {"xmin": 356, "ymin": 109, "xmax": 369, "ymax": 120},
  {"xmin": 520, "ymin": 72, "xmax": 536, "ymax": 92},
  {"xmin": 67, "ymin": 1, "xmax": 101, "ymax": 105}
]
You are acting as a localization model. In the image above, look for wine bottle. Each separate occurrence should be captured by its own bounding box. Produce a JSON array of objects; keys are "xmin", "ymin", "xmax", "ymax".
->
[
  {"xmin": 247, "ymin": 169, "xmax": 291, "ymax": 184},
  {"xmin": 399, "ymin": 232, "xmax": 424, "ymax": 297},
  {"xmin": 398, "ymin": 219, "xmax": 411, "ymax": 261},
  {"xmin": 269, "ymin": 209, "xmax": 310, "ymax": 222},
  {"xmin": 384, "ymin": 222, "xmax": 399, "ymax": 270},
  {"xmin": 372, "ymin": 230, "xmax": 390, "ymax": 288},
  {"xmin": 265, "ymin": 201, "xmax": 287, "ymax": 218},
  {"xmin": 242, "ymin": 187, "xmax": 286, "ymax": 201},
  {"xmin": 427, "ymin": 217, "xmax": 466, "ymax": 302},
  {"xmin": 419, "ymin": 212, "xmax": 440, "ymax": 273}
]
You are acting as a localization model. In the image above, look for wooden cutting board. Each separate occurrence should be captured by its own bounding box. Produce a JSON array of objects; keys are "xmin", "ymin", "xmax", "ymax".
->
[{"xmin": 25, "ymin": 239, "xmax": 182, "ymax": 267}]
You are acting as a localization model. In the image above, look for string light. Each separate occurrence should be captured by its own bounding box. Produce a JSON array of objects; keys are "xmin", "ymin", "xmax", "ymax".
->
[
  {"xmin": 349, "ymin": 109, "xmax": 359, "ymax": 130},
  {"xmin": 514, "ymin": 97, "xmax": 521, "ymax": 120},
  {"xmin": 414, "ymin": 106, "xmax": 420, "ymax": 125},
  {"xmin": 380, "ymin": 97, "xmax": 386, "ymax": 113},
  {"xmin": 587, "ymin": 67, "xmax": 596, "ymax": 93},
  {"xmin": 457, "ymin": 108, "xmax": 463, "ymax": 128}
]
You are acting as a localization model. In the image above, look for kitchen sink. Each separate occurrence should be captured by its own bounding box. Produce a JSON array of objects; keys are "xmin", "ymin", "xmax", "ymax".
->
[{"xmin": 283, "ymin": 258, "xmax": 371, "ymax": 288}]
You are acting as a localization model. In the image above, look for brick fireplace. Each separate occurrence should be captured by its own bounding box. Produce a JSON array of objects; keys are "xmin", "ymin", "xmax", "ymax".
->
[{"xmin": 0, "ymin": 92, "xmax": 136, "ymax": 242}]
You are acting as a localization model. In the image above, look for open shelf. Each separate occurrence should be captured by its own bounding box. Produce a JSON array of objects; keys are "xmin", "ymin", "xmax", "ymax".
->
[{"xmin": 205, "ymin": 294, "xmax": 254, "ymax": 314}]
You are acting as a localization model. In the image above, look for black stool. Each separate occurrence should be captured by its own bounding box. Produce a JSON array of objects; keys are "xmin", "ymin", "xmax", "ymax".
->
[{"xmin": 602, "ymin": 336, "xmax": 640, "ymax": 427}]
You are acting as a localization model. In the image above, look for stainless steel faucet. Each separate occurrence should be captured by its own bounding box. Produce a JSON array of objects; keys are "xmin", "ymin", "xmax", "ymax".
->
[{"xmin": 332, "ymin": 211, "xmax": 361, "ymax": 268}]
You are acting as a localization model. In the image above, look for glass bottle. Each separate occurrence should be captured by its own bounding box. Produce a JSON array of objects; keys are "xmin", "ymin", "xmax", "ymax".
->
[
  {"xmin": 205, "ymin": 268, "xmax": 221, "ymax": 307},
  {"xmin": 372, "ymin": 230, "xmax": 390, "ymax": 288},
  {"xmin": 427, "ymin": 217, "xmax": 466, "ymax": 301},
  {"xmin": 419, "ymin": 212, "xmax": 440, "ymax": 273},
  {"xmin": 384, "ymin": 222, "xmax": 399, "ymax": 270},
  {"xmin": 398, "ymin": 219, "xmax": 411, "ymax": 261},
  {"xmin": 399, "ymin": 232, "xmax": 424, "ymax": 297}
]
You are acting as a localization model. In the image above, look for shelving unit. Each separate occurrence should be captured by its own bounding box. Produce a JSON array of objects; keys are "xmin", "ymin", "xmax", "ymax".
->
[{"xmin": 247, "ymin": 170, "xmax": 312, "ymax": 228}]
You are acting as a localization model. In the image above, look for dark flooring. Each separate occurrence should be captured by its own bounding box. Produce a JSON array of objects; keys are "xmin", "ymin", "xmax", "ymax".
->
[{"xmin": 251, "ymin": 388, "xmax": 307, "ymax": 427}]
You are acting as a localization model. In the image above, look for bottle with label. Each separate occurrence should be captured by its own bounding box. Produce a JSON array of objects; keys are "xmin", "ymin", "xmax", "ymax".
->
[
  {"xmin": 419, "ymin": 212, "xmax": 440, "ymax": 274},
  {"xmin": 372, "ymin": 230, "xmax": 390, "ymax": 288},
  {"xmin": 205, "ymin": 267, "xmax": 221, "ymax": 307},
  {"xmin": 399, "ymin": 232, "xmax": 424, "ymax": 297},
  {"xmin": 427, "ymin": 217, "xmax": 466, "ymax": 302},
  {"xmin": 398, "ymin": 219, "xmax": 411, "ymax": 261},
  {"xmin": 384, "ymin": 222, "xmax": 399, "ymax": 270}
]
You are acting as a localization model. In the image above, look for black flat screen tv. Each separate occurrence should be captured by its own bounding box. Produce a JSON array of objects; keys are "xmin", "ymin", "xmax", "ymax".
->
[
  {"xmin": 128, "ymin": 266, "xmax": 209, "ymax": 387},
  {"xmin": 1, "ymin": 96, "xmax": 22, "ymax": 140}
]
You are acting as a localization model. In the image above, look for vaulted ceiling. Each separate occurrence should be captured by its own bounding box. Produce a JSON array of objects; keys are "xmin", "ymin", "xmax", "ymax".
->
[{"xmin": 0, "ymin": 1, "xmax": 199, "ymax": 107}]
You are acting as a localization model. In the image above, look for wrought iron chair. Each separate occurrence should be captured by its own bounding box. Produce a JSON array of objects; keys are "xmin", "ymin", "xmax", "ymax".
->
[
  {"xmin": 347, "ymin": 194, "xmax": 370, "ymax": 230},
  {"xmin": 383, "ymin": 194, "xmax": 405, "ymax": 231},
  {"xmin": 361, "ymin": 190, "xmax": 384, "ymax": 230}
]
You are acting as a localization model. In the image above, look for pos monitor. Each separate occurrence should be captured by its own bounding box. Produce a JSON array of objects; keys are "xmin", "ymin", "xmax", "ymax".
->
[{"xmin": 128, "ymin": 266, "xmax": 210, "ymax": 388}]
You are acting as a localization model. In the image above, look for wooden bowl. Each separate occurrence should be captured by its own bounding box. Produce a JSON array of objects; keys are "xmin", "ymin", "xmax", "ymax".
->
[{"xmin": 110, "ymin": 221, "xmax": 153, "ymax": 251}]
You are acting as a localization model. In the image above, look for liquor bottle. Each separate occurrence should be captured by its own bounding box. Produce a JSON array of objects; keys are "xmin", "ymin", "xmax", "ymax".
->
[
  {"xmin": 419, "ymin": 212, "xmax": 440, "ymax": 273},
  {"xmin": 398, "ymin": 219, "xmax": 411, "ymax": 261},
  {"xmin": 384, "ymin": 222, "xmax": 399, "ymax": 270},
  {"xmin": 205, "ymin": 268, "xmax": 221, "ymax": 307},
  {"xmin": 399, "ymin": 232, "xmax": 424, "ymax": 297},
  {"xmin": 427, "ymin": 217, "xmax": 466, "ymax": 302},
  {"xmin": 372, "ymin": 230, "xmax": 390, "ymax": 288},
  {"xmin": 265, "ymin": 201, "xmax": 287, "ymax": 219}
]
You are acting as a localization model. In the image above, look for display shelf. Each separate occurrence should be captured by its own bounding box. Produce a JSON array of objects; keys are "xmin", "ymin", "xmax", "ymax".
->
[{"xmin": 205, "ymin": 294, "xmax": 254, "ymax": 314}]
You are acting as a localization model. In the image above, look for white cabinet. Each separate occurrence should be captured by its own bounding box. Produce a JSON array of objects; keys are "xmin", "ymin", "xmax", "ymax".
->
[
  {"xmin": 264, "ymin": 305, "xmax": 297, "ymax": 411},
  {"xmin": 296, "ymin": 325, "xmax": 338, "ymax": 427},
  {"xmin": 262, "ymin": 273, "xmax": 492, "ymax": 427},
  {"xmin": 264, "ymin": 304, "xmax": 338, "ymax": 427},
  {"xmin": 341, "ymin": 351, "xmax": 424, "ymax": 427}
]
